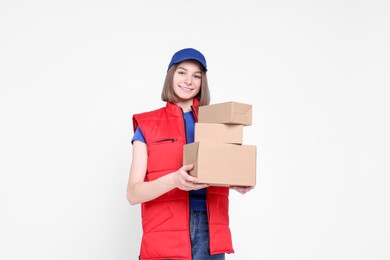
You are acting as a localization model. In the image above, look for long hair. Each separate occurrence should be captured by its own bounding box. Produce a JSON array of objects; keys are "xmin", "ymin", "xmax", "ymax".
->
[{"xmin": 161, "ymin": 63, "xmax": 210, "ymax": 106}]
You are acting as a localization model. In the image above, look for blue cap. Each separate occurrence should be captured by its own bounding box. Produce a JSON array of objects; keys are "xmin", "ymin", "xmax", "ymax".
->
[{"xmin": 167, "ymin": 48, "xmax": 207, "ymax": 72}]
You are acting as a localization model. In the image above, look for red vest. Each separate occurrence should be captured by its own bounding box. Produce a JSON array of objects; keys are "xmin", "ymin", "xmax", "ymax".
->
[{"xmin": 132, "ymin": 99, "xmax": 234, "ymax": 259}]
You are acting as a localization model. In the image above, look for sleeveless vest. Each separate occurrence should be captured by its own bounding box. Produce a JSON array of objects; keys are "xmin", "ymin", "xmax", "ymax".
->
[{"xmin": 132, "ymin": 99, "xmax": 234, "ymax": 259}]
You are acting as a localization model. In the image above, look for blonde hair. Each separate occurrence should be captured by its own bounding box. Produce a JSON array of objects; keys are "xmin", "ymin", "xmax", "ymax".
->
[{"xmin": 161, "ymin": 63, "xmax": 210, "ymax": 106}]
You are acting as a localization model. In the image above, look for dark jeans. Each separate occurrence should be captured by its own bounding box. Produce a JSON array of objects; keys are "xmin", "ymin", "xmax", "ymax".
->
[{"xmin": 190, "ymin": 211, "xmax": 225, "ymax": 260}]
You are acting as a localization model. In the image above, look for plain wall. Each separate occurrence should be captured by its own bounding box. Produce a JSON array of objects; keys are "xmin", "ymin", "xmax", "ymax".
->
[{"xmin": 1, "ymin": 0, "xmax": 389, "ymax": 259}]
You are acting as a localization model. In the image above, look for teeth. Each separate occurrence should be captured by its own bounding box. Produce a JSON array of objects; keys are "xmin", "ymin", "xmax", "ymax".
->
[{"xmin": 180, "ymin": 86, "xmax": 192, "ymax": 92}]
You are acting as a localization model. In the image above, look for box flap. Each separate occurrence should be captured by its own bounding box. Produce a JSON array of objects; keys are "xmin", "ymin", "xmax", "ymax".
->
[{"xmin": 198, "ymin": 101, "xmax": 252, "ymax": 125}]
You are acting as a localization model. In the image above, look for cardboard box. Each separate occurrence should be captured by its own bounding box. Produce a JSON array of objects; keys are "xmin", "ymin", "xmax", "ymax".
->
[
  {"xmin": 194, "ymin": 123, "xmax": 243, "ymax": 144},
  {"xmin": 198, "ymin": 101, "xmax": 252, "ymax": 126},
  {"xmin": 183, "ymin": 142, "xmax": 256, "ymax": 186}
]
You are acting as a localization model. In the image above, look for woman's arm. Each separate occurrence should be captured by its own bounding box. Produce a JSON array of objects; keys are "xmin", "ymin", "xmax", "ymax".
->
[{"xmin": 126, "ymin": 140, "xmax": 208, "ymax": 205}]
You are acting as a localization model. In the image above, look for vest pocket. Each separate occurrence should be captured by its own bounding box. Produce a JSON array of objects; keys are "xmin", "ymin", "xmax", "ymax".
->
[
  {"xmin": 143, "ymin": 207, "xmax": 173, "ymax": 234},
  {"xmin": 152, "ymin": 138, "xmax": 177, "ymax": 144},
  {"xmin": 147, "ymin": 138, "xmax": 184, "ymax": 175}
]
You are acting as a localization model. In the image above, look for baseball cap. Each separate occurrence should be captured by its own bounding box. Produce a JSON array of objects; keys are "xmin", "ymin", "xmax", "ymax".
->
[{"xmin": 167, "ymin": 48, "xmax": 207, "ymax": 72}]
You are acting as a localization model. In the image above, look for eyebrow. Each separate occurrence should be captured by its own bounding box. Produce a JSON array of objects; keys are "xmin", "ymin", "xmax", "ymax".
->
[{"xmin": 177, "ymin": 66, "xmax": 201, "ymax": 73}]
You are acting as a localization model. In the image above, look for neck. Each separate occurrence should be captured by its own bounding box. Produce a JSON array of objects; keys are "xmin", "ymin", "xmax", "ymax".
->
[{"xmin": 176, "ymin": 99, "xmax": 193, "ymax": 112}]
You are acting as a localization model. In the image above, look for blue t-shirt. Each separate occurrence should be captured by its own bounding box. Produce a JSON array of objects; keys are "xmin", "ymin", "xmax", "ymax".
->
[{"xmin": 132, "ymin": 111, "xmax": 207, "ymax": 211}]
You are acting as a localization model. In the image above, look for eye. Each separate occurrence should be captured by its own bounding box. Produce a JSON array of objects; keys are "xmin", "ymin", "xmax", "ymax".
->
[
  {"xmin": 194, "ymin": 74, "xmax": 202, "ymax": 79},
  {"xmin": 177, "ymin": 71, "xmax": 185, "ymax": 75}
]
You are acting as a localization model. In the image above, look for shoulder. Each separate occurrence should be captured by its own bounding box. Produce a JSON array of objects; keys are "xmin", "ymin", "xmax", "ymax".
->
[
  {"xmin": 132, "ymin": 105, "xmax": 168, "ymax": 132},
  {"xmin": 133, "ymin": 106, "xmax": 166, "ymax": 121}
]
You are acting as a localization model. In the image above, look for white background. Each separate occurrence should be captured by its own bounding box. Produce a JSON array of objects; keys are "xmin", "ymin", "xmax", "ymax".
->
[{"xmin": 1, "ymin": 0, "xmax": 389, "ymax": 259}]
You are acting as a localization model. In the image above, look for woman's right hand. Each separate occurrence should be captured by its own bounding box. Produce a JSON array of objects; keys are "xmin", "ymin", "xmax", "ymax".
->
[{"xmin": 172, "ymin": 164, "xmax": 209, "ymax": 191}]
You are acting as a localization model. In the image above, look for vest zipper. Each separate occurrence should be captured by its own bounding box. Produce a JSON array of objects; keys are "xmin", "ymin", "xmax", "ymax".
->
[
  {"xmin": 180, "ymin": 108, "xmax": 188, "ymax": 144},
  {"xmin": 181, "ymin": 107, "xmax": 193, "ymax": 258},
  {"xmin": 190, "ymin": 105, "xmax": 198, "ymax": 122},
  {"xmin": 191, "ymin": 104, "xmax": 211, "ymax": 255},
  {"xmin": 154, "ymin": 138, "xmax": 177, "ymax": 143}
]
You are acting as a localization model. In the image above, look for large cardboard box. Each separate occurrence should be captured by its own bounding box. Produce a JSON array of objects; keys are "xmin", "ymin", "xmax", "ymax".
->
[
  {"xmin": 194, "ymin": 123, "xmax": 243, "ymax": 144},
  {"xmin": 183, "ymin": 142, "xmax": 256, "ymax": 186},
  {"xmin": 198, "ymin": 101, "xmax": 252, "ymax": 126}
]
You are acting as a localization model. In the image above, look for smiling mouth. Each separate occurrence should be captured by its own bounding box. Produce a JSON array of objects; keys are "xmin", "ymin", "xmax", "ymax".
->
[{"xmin": 179, "ymin": 85, "xmax": 193, "ymax": 92}]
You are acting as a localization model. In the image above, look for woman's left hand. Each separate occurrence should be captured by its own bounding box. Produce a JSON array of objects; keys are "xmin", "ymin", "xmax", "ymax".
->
[{"xmin": 229, "ymin": 186, "xmax": 254, "ymax": 194}]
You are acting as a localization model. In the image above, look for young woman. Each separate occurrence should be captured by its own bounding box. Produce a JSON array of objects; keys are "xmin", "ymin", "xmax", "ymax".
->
[{"xmin": 127, "ymin": 48, "xmax": 253, "ymax": 260}]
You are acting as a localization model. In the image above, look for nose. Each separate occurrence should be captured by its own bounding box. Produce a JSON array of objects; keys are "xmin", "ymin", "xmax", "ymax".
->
[{"xmin": 184, "ymin": 75, "xmax": 192, "ymax": 85}]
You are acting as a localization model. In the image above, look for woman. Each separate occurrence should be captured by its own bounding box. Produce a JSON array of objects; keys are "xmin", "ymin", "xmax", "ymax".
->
[{"xmin": 127, "ymin": 48, "xmax": 253, "ymax": 260}]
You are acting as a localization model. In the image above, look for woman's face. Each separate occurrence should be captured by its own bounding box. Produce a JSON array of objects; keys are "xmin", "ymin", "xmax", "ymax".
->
[{"xmin": 172, "ymin": 60, "xmax": 202, "ymax": 104}]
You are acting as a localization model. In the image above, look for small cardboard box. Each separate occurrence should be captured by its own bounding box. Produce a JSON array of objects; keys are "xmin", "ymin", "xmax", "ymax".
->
[
  {"xmin": 183, "ymin": 142, "xmax": 256, "ymax": 186},
  {"xmin": 198, "ymin": 101, "xmax": 252, "ymax": 126},
  {"xmin": 194, "ymin": 123, "xmax": 243, "ymax": 144}
]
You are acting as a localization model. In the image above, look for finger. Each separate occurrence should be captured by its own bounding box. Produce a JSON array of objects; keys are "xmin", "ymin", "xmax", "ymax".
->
[
  {"xmin": 188, "ymin": 183, "xmax": 208, "ymax": 191},
  {"xmin": 185, "ymin": 175, "xmax": 203, "ymax": 183},
  {"xmin": 182, "ymin": 164, "xmax": 194, "ymax": 172},
  {"xmin": 230, "ymin": 186, "xmax": 253, "ymax": 194}
]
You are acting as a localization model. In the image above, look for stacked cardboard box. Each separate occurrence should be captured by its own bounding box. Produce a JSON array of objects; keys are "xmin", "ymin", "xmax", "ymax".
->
[{"xmin": 183, "ymin": 101, "xmax": 256, "ymax": 186}]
